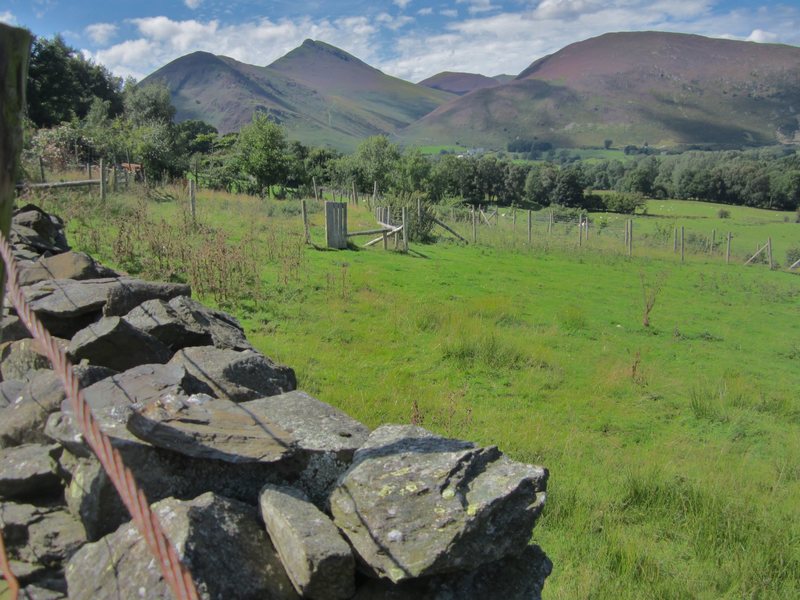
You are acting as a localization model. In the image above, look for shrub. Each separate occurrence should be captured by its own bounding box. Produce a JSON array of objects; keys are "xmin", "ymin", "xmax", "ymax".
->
[
  {"xmin": 717, "ymin": 208, "xmax": 731, "ymax": 219},
  {"xmin": 786, "ymin": 246, "xmax": 800, "ymax": 267},
  {"xmin": 602, "ymin": 192, "xmax": 646, "ymax": 214}
]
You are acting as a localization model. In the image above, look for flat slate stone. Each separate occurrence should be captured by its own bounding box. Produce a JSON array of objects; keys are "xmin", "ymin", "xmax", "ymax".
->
[
  {"xmin": 68, "ymin": 316, "xmax": 172, "ymax": 371},
  {"xmin": 0, "ymin": 379, "xmax": 25, "ymax": 408},
  {"xmin": 0, "ymin": 501, "xmax": 86, "ymax": 568},
  {"xmin": 0, "ymin": 339, "xmax": 66, "ymax": 382},
  {"xmin": 66, "ymin": 492, "xmax": 300, "ymax": 600},
  {"xmin": 259, "ymin": 484, "xmax": 355, "ymax": 600},
  {"xmin": 18, "ymin": 251, "xmax": 118, "ymax": 287},
  {"xmin": 23, "ymin": 278, "xmax": 190, "ymax": 338},
  {"xmin": 0, "ymin": 444, "xmax": 62, "ymax": 500},
  {"xmin": 168, "ymin": 346, "xmax": 296, "ymax": 402},
  {"xmin": 330, "ymin": 425, "xmax": 548, "ymax": 583},
  {"xmin": 0, "ymin": 366, "xmax": 114, "ymax": 448},
  {"xmin": 1, "ymin": 312, "xmax": 31, "ymax": 343}
]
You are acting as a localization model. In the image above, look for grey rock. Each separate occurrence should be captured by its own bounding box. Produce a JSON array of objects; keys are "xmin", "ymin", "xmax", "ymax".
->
[
  {"xmin": 12, "ymin": 205, "xmax": 69, "ymax": 251},
  {"xmin": 44, "ymin": 363, "xmax": 204, "ymax": 456},
  {"xmin": 0, "ymin": 502, "xmax": 86, "ymax": 568},
  {"xmin": 352, "ymin": 545, "xmax": 552, "ymax": 600},
  {"xmin": 168, "ymin": 346, "xmax": 296, "ymax": 402},
  {"xmin": 0, "ymin": 444, "xmax": 63, "ymax": 499},
  {"xmin": 123, "ymin": 296, "xmax": 252, "ymax": 351},
  {"xmin": 20, "ymin": 585, "xmax": 67, "ymax": 600},
  {"xmin": 18, "ymin": 252, "xmax": 117, "ymax": 286},
  {"xmin": 259, "ymin": 484, "xmax": 355, "ymax": 599},
  {"xmin": 330, "ymin": 425, "xmax": 548, "ymax": 583},
  {"xmin": 0, "ymin": 339, "xmax": 67, "ymax": 382},
  {"xmin": 1, "ymin": 312, "xmax": 31, "ymax": 343},
  {"xmin": 68, "ymin": 316, "xmax": 172, "ymax": 371},
  {"xmin": 1, "ymin": 378, "xmax": 25, "ymax": 408},
  {"xmin": 23, "ymin": 278, "xmax": 189, "ymax": 338},
  {"xmin": 66, "ymin": 492, "xmax": 300, "ymax": 600},
  {"xmin": 0, "ymin": 366, "xmax": 114, "ymax": 448}
]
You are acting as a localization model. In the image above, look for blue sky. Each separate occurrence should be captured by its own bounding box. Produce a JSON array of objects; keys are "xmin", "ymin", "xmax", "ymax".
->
[{"xmin": 2, "ymin": 1, "xmax": 799, "ymax": 82}]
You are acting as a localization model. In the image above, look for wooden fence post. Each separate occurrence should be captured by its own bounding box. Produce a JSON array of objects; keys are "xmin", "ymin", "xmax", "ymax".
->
[
  {"xmin": 628, "ymin": 219, "xmax": 633, "ymax": 256},
  {"xmin": 624, "ymin": 219, "xmax": 629, "ymax": 249},
  {"xmin": 402, "ymin": 207, "xmax": 409, "ymax": 252},
  {"xmin": 767, "ymin": 237, "xmax": 773, "ymax": 270},
  {"xmin": 578, "ymin": 215, "xmax": 583, "ymax": 247},
  {"xmin": 680, "ymin": 226, "xmax": 685, "ymax": 263},
  {"xmin": 300, "ymin": 199, "xmax": 310, "ymax": 244},
  {"xmin": 189, "ymin": 179, "xmax": 196, "ymax": 222},
  {"xmin": 710, "ymin": 229, "xmax": 716, "ymax": 255},
  {"xmin": 352, "ymin": 181, "xmax": 358, "ymax": 206},
  {"xmin": 99, "ymin": 158, "xmax": 106, "ymax": 202},
  {"xmin": 673, "ymin": 227, "xmax": 678, "ymax": 253},
  {"xmin": 527, "ymin": 210, "xmax": 532, "ymax": 245},
  {"xmin": 372, "ymin": 181, "xmax": 378, "ymax": 207},
  {"xmin": 38, "ymin": 155, "xmax": 45, "ymax": 183},
  {"xmin": 1, "ymin": 24, "xmax": 33, "ymax": 312},
  {"xmin": 417, "ymin": 197, "xmax": 422, "ymax": 222},
  {"xmin": 548, "ymin": 209, "xmax": 553, "ymax": 234},
  {"xmin": 726, "ymin": 232, "xmax": 731, "ymax": 264},
  {"xmin": 88, "ymin": 161, "xmax": 92, "ymax": 180},
  {"xmin": 312, "ymin": 177, "xmax": 319, "ymax": 202},
  {"xmin": 472, "ymin": 207, "xmax": 477, "ymax": 243}
]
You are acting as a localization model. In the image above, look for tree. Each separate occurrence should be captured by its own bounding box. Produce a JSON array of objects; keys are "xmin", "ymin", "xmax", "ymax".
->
[
  {"xmin": 123, "ymin": 81, "xmax": 176, "ymax": 127},
  {"xmin": 524, "ymin": 163, "xmax": 559, "ymax": 205},
  {"xmin": 354, "ymin": 136, "xmax": 401, "ymax": 193},
  {"xmin": 27, "ymin": 35, "xmax": 123, "ymax": 127},
  {"xmin": 234, "ymin": 113, "xmax": 289, "ymax": 197},
  {"xmin": 174, "ymin": 120, "xmax": 218, "ymax": 155},
  {"xmin": 551, "ymin": 167, "xmax": 585, "ymax": 207},
  {"xmin": 604, "ymin": 139, "xmax": 613, "ymax": 150}
]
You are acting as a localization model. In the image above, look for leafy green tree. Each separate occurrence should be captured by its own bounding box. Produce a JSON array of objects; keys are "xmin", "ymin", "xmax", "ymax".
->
[
  {"xmin": 392, "ymin": 149, "xmax": 431, "ymax": 200},
  {"xmin": 551, "ymin": 167, "xmax": 585, "ymax": 207},
  {"xmin": 124, "ymin": 80, "xmax": 176, "ymax": 127},
  {"xmin": 234, "ymin": 113, "xmax": 289, "ymax": 197},
  {"xmin": 524, "ymin": 163, "xmax": 559, "ymax": 205},
  {"xmin": 354, "ymin": 136, "xmax": 401, "ymax": 193},
  {"xmin": 174, "ymin": 120, "xmax": 218, "ymax": 155},
  {"xmin": 27, "ymin": 35, "xmax": 123, "ymax": 127}
]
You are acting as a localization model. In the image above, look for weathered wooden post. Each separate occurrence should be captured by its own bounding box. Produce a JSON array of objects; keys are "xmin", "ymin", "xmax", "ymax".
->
[
  {"xmin": 325, "ymin": 201, "xmax": 348, "ymax": 249},
  {"xmin": 99, "ymin": 158, "xmax": 106, "ymax": 202},
  {"xmin": 680, "ymin": 226, "xmax": 685, "ymax": 263},
  {"xmin": 585, "ymin": 214, "xmax": 589, "ymax": 240},
  {"xmin": 1, "ymin": 24, "xmax": 32, "ymax": 350},
  {"xmin": 189, "ymin": 179, "xmax": 197, "ymax": 222},
  {"xmin": 513, "ymin": 207, "xmax": 517, "ymax": 238},
  {"xmin": 417, "ymin": 197, "xmax": 422, "ymax": 222},
  {"xmin": 312, "ymin": 177, "xmax": 319, "ymax": 202},
  {"xmin": 628, "ymin": 219, "xmax": 633, "ymax": 256},
  {"xmin": 673, "ymin": 227, "xmax": 678, "ymax": 253},
  {"xmin": 402, "ymin": 207, "xmax": 409, "ymax": 252},
  {"xmin": 709, "ymin": 229, "xmax": 716, "ymax": 255},
  {"xmin": 578, "ymin": 215, "xmax": 583, "ymax": 247},
  {"xmin": 38, "ymin": 155, "xmax": 46, "ymax": 183},
  {"xmin": 726, "ymin": 232, "xmax": 731, "ymax": 265},
  {"xmin": 111, "ymin": 165, "xmax": 117, "ymax": 193},
  {"xmin": 88, "ymin": 161, "xmax": 92, "ymax": 179},
  {"xmin": 472, "ymin": 207, "xmax": 477, "ymax": 244},
  {"xmin": 300, "ymin": 199, "xmax": 310, "ymax": 244},
  {"xmin": 767, "ymin": 237, "xmax": 773, "ymax": 270},
  {"xmin": 352, "ymin": 181, "xmax": 358, "ymax": 206},
  {"xmin": 548, "ymin": 209, "xmax": 553, "ymax": 235},
  {"xmin": 372, "ymin": 181, "xmax": 378, "ymax": 207},
  {"xmin": 527, "ymin": 210, "xmax": 532, "ymax": 245}
]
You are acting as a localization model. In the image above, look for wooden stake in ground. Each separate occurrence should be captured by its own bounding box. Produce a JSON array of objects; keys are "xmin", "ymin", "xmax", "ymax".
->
[
  {"xmin": 312, "ymin": 177, "xmax": 319, "ymax": 202},
  {"xmin": 624, "ymin": 219, "xmax": 629, "ymax": 249},
  {"xmin": 548, "ymin": 209, "xmax": 553, "ymax": 234},
  {"xmin": 402, "ymin": 207, "xmax": 409, "ymax": 252},
  {"xmin": 38, "ymin": 155, "xmax": 45, "ymax": 183},
  {"xmin": 352, "ymin": 181, "xmax": 358, "ymax": 206},
  {"xmin": 472, "ymin": 207, "xmax": 477, "ymax": 243},
  {"xmin": 189, "ymin": 179, "xmax": 196, "ymax": 222},
  {"xmin": 99, "ymin": 158, "xmax": 106, "ymax": 202},
  {"xmin": 726, "ymin": 232, "xmax": 731, "ymax": 264},
  {"xmin": 578, "ymin": 215, "xmax": 583, "ymax": 247},
  {"xmin": 673, "ymin": 227, "xmax": 678, "ymax": 253},
  {"xmin": 300, "ymin": 199, "xmax": 310, "ymax": 244},
  {"xmin": 767, "ymin": 237, "xmax": 773, "ymax": 270},
  {"xmin": 680, "ymin": 226, "xmax": 685, "ymax": 263},
  {"xmin": 527, "ymin": 210, "xmax": 532, "ymax": 245},
  {"xmin": 710, "ymin": 229, "xmax": 716, "ymax": 255},
  {"xmin": 0, "ymin": 23, "xmax": 32, "ymax": 327}
]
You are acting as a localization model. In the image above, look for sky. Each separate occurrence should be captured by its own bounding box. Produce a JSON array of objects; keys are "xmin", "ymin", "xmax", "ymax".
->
[{"xmin": 2, "ymin": 1, "xmax": 799, "ymax": 82}]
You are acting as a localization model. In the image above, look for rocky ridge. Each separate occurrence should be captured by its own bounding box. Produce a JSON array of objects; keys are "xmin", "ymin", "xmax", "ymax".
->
[{"xmin": 0, "ymin": 203, "xmax": 551, "ymax": 599}]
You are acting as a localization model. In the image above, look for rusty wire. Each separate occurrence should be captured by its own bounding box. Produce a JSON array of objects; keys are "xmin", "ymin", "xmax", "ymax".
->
[
  {"xmin": 0, "ymin": 524, "xmax": 20, "ymax": 600},
  {"xmin": 0, "ymin": 229, "xmax": 199, "ymax": 600}
]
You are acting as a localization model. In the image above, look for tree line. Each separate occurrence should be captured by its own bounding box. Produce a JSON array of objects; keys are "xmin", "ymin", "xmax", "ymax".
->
[{"xmin": 24, "ymin": 35, "xmax": 800, "ymax": 213}]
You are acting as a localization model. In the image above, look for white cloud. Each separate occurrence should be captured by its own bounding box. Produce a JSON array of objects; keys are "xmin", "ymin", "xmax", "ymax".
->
[
  {"xmin": 0, "ymin": 11, "xmax": 15, "ymax": 25},
  {"xmin": 393, "ymin": 0, "xmax": 412, "ymax": 9},
  {"xmin": 418, "ymin": 7, "xmax": 433, "ymax": 16},
  {"xmin": 184, "ymin": 0, "xmax": 202, "ymax": 9},
  {"xmin": 89, "ymin": 15, "xmax": 381, "ymax": 81},
  {"xmin": 85, "ymin": 23, "xmax": 118, "ymax": 45},
  {"xmin": 440, "ymin": 9, "xmax": 458, "ymax": 18},
  {"xmin": 457, "ymin": 0, "xmax": 499, "ymax": 15},
  {"xmin": 376, "ymin": 13, "xmax": 414, "ymax": 30},
  {"xmin": 746, "ymin": 28, "xmax": 778, "ymax": 43}
]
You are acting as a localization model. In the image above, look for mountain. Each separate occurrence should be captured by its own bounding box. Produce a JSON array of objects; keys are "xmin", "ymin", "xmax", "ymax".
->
[
  {"xmin": 492, "ymin": 74, "xmax": 515, "ymax": 84},
  {"xmin": 404, "ymin": 31, "xmax": 800, "ymax": 149},
  {"xmin": 141, "ymin": 40, "xmax": 454, "ymax": 150},
  {"xmin": 419, "ymin": 71, "xmax": 500, "ymax": 96}
]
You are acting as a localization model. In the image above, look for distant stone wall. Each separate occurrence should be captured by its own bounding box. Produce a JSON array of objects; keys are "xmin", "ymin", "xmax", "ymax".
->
[{"xmin": 0, "ymin": 204, "xmax": 551, "ymax": 599}]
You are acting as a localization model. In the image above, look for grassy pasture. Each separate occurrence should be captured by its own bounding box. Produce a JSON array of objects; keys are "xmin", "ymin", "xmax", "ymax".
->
[{"xmin": 25, "ymin": 184, "xmax": 800, "ymax": 599}]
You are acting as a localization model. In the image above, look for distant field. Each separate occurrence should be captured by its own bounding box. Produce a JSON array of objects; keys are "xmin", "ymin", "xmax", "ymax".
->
[{"xmin": 35, "ymin": 184, "xmax": 800, "ymax": 599}]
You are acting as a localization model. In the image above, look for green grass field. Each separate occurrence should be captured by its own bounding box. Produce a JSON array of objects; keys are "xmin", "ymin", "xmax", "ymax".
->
[{"xmin": 32, "ymin": 185, "xmax": 800, "ymax": 599}]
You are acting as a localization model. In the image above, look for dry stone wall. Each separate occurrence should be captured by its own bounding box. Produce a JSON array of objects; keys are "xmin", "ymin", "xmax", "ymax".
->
[{"xmin": 0, "ymin": 204, "xmax": 551, "ymax": 599}]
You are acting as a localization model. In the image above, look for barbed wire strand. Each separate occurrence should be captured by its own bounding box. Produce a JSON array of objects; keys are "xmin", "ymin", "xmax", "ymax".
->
[{"xmin": 0, "ymin": 228, "xmax": 199, "ymax": 600}]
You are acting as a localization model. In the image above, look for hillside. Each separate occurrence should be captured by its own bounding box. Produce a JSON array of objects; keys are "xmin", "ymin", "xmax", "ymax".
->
[
  {"xmin": 141, "ymin": 40, "xmax": 454, "ymax": 150},
  {"xmin": 418, "ymin": 71, "xmax": 500, "ymax": 95},
  {"xmin": 403, "ymin": 31, "xmax": 800, "ymax": 149}
]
